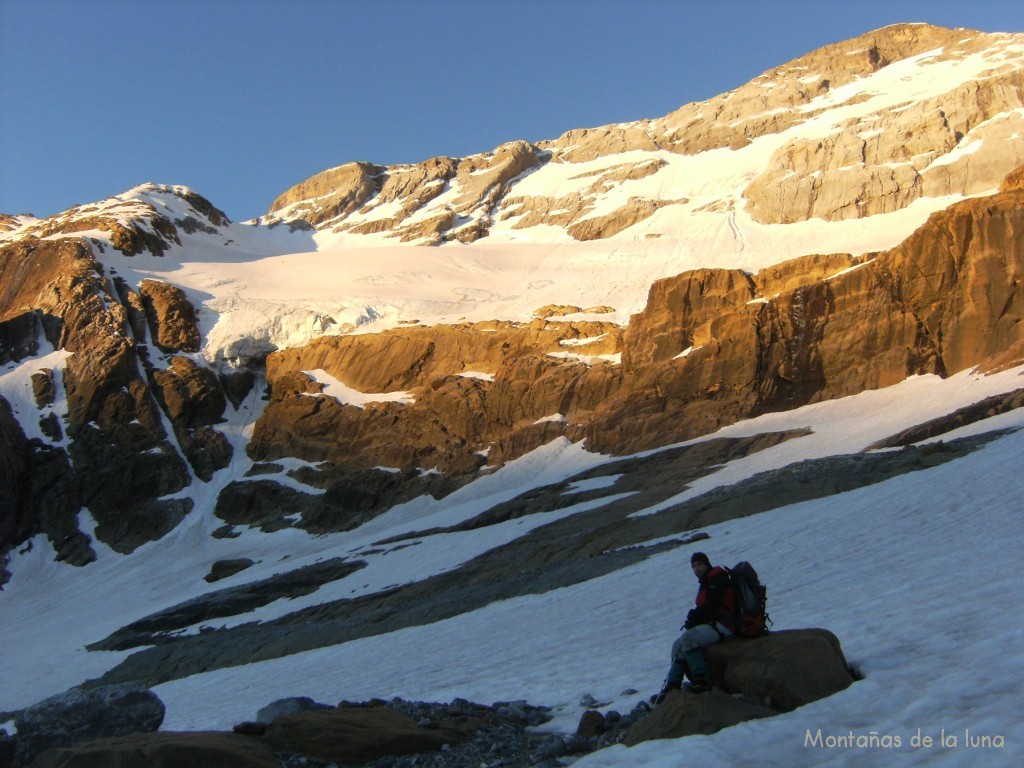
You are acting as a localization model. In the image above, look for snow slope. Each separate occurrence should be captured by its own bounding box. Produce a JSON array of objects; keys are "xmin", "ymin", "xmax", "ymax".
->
[{"xmin": 3, "ymin": 365, "xmax": 1023, "ymax": 766}]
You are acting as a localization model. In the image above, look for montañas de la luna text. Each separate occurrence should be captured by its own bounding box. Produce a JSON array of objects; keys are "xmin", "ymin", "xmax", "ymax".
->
[{"xmin": 804, "ymin": 728, "xmax": 1005, "ymax": 750}]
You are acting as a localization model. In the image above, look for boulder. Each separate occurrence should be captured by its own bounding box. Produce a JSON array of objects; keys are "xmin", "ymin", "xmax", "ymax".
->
[
  {"xmin": 706, "ymin": 628, "xmax": 856, "ymax": 712},
  {"xmin": 623, "ymin": 628, "xmax": 855, "ymax": 746},
  {"xmin": 624, "ymin": 689, "xmax": 776, "ymax": 744},
  {"xmin": 13, "ymin": 686, "xmax": 164, "ymax": 767},
  {"xmin": 29, "ymin": 731, "xmax": 277, "ymax": 768},
  {"xmin": 575, "ymin": 709, "xmax": 606, "ymax": 738},
  {"xmin": 204, "ymin": 558, "xmax": 254, "ymax": 583},
  {"xmin": 260, "ymin": 703, "xmax": 472, "ymax": 764},
  {"xmin": 255, "ymin": 695, "xmax": 332, "ymax": 724}
]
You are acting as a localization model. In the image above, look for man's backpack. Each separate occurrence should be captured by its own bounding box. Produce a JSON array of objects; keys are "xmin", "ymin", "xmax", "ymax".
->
[{"xmin": 728, "ymin": 561, "xmax": 771, "ymax": 637}]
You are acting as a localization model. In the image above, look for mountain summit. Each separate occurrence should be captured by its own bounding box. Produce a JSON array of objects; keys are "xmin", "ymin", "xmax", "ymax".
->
[{"xmin": 265, "ymin": 23, "xmax": 1024, "ymax": 245}]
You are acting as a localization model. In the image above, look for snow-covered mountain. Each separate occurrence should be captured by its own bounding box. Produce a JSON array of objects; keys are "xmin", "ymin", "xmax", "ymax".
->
[{"xmin": 2, "ymin": 22, "xmax": 1024, "ymax": 765}]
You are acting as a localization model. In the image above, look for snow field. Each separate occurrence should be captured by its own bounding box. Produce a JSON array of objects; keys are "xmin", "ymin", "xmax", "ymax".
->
[{"xmin": 11, "ymin": 364, "xmax": 1019, "ymax": 765}]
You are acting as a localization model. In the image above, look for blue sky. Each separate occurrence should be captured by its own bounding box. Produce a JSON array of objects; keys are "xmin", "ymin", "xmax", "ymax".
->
[{"xmin": 2, "ymin": 1, "xmax": 1021, "ymax": 221}]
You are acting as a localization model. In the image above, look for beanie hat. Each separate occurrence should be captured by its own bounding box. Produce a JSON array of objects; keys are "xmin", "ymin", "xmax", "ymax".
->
[{"xmin": 691, "ymin": 552, "xmax": 711, "ymax": 568}]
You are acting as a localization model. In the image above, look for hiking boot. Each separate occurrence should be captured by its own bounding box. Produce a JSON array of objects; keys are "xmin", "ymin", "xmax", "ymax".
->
[{"xmin": 683, "ymin": 678, "xmax": 709, "ymax": 694}]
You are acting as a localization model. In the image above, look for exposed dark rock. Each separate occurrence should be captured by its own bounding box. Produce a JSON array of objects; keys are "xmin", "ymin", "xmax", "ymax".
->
[
  {"xmin": 867, "ymin": 387, "xmax": 1024, "ymax": 449},
  {"xmin": 68, "ymin": 424, "xmax": 192, "ymax": 554},
  {"xmin": 624, "ymin": 689, "xmax": 777, "ymax": 744},
  {"xmin": 261, "ymin": 704, "xmax": 473, "ymax": 765},
  {"xmin": 178, "ymin": 425, "xmax": 233, "ymax": 482},
  {"xmin": 204, "ymin": 558, "xmax": 255, "ymax": 583},
  {"xmin": 90, "ymin": 557, "xmax": 366, "ymax": 651},
  {"xmin": 30, "ymin": 731, "xmax": 277, "ymax": 768},
  {"xmin": 38, "ymin": 412, "xmax": 63, "ymax": 442},
  {"xmin": 213, "ymin": 479, "xmax": 341, "ymax": 533},
  {"xmin": 244, "ymin": 462, "xmax": 284, "ymax": 476},
  {"xmin": 138, "ymin": 280, "xmax": 200, "ymax": 353},
  {"xmin": 213, "ymin": 466, "xmax": 457, "ymax": 535},
  {"xmin": 0, "ymin": 397, "xmax": 90, "ymax": 582},
  {"xmin": 575, "ymin": 709, "xmax": 607, "ymax": 738},
  {"xmin": 151, "ymin": 357, "xmax": 227, "ymax": 428},
  {"xmin": 31, "ymin": 368, "xmax": 56, "ymax": 408},
  {"xmin": 0, "ymin": 310, "xmax": 62, "ymax": 365},
  {"xmin": 91, "ymin": 497, "xmax": 194, "ymax": 556},
  {"xmin": 0, "ymin": 236, "xmax": 200, "ymax": 561},
  {"xmin": 12, "ymin": 685, "xmax": 164, "ymax": 767},
  {"xmin": 146, "ymin": 355, "xmax": 233, "ymax": 481},
  {"xmin": 220, "ymin": 369, "xmax": 257, "ymax": 408},
  {"xmin": 178, "ymin": 189, "xmax": 231, "ymax": 228}
]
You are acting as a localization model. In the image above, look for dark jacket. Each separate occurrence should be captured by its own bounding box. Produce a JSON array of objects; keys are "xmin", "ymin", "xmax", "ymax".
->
[{"xmin": 685, "ymin": 565, "xmax": 738, "ymax": 632}]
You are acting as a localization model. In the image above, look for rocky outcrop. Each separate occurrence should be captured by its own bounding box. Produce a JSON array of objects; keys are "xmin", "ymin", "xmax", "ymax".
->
[
  {"xmin": 204, "ymin": 557, "xmax": 254, "ymax": 583},
  {"xmin": 0, "ymin": 185, "xmax": 253, "ymax": 559},
  {"xmin": 3, "ymin": 184, "xmax": 228, "ymax": 258},
  {"xmin": 248, "ymin": 318, "xmax": 621, "ymax": 478},
  {"xmin": 867, "ymin": 388, "xmax": 1024, "ymax": 449},
  {"xmin": 743, "ymin": 72, "xmax": 1024, "ymax": 224},
  {"xmin": 242, "ymin": 169, "xmax": 1024, "ymax": 501},
  {"xmin": 271, "ymin": 142, "xmax": 543, "ymax": 243},
  {"xmin": 588, "ymin": 172, "xmax": 1024, "ymax": 453},
  {"xmin": 261, "ymin": 702, "xmax": 479, "ymax": 764},
  {"xmin": 567, "ymin": 197, "xmax": 681, "ymax": 241},
  {"xmin": 0, "ymin": 396, "xmax": 88, "ymax": 580},
  {"xmin": 11, "ymin": 685, "xmax": 164, "ymax": 767},
  {"xmin": 138, "ymin": 280, "xmax": 201, "ymax": 353},
  {"xmin": 268, "ymin": 161, "xmax": 384, "ymax": 226},
  {"xmin": 30, "ymin": 732, "xmax": 278, "ymax": 768},
  {"xmin": 151, "ymin": 356, "xmax": 232, "ymax": 480},
  {"xmin": 0, "ymin": 235, "xmax": 201, "ymax": 560}
]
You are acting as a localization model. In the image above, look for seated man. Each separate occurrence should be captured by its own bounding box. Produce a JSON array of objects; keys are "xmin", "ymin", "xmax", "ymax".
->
[{"xmin": 658, "ymin": 551, "xmax": 738, "ymax": 699}]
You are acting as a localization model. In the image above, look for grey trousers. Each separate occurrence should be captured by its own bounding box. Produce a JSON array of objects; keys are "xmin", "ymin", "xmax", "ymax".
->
[{"xmin": 667, "ymin": 622, "xmax": 732, "ymax": 684}]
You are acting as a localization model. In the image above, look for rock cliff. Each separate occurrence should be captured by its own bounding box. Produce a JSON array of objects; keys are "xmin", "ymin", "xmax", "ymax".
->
[
  {"xmin": 0, "ymin": 189, "xmax": 240, "ymax": 574},
  {"xmin": 232, "ymin": 167, "xmax": 1024, "ymax": 524}
]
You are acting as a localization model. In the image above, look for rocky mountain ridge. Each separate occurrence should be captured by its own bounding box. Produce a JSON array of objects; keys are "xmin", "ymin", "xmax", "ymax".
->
[
  {"xmin": 266, "ymin": 24, "xmax": 1024, "ymax": 244},
  {"xmin": 2, "ymin": 22, "xmax": 1024, "ymax": 582}
]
